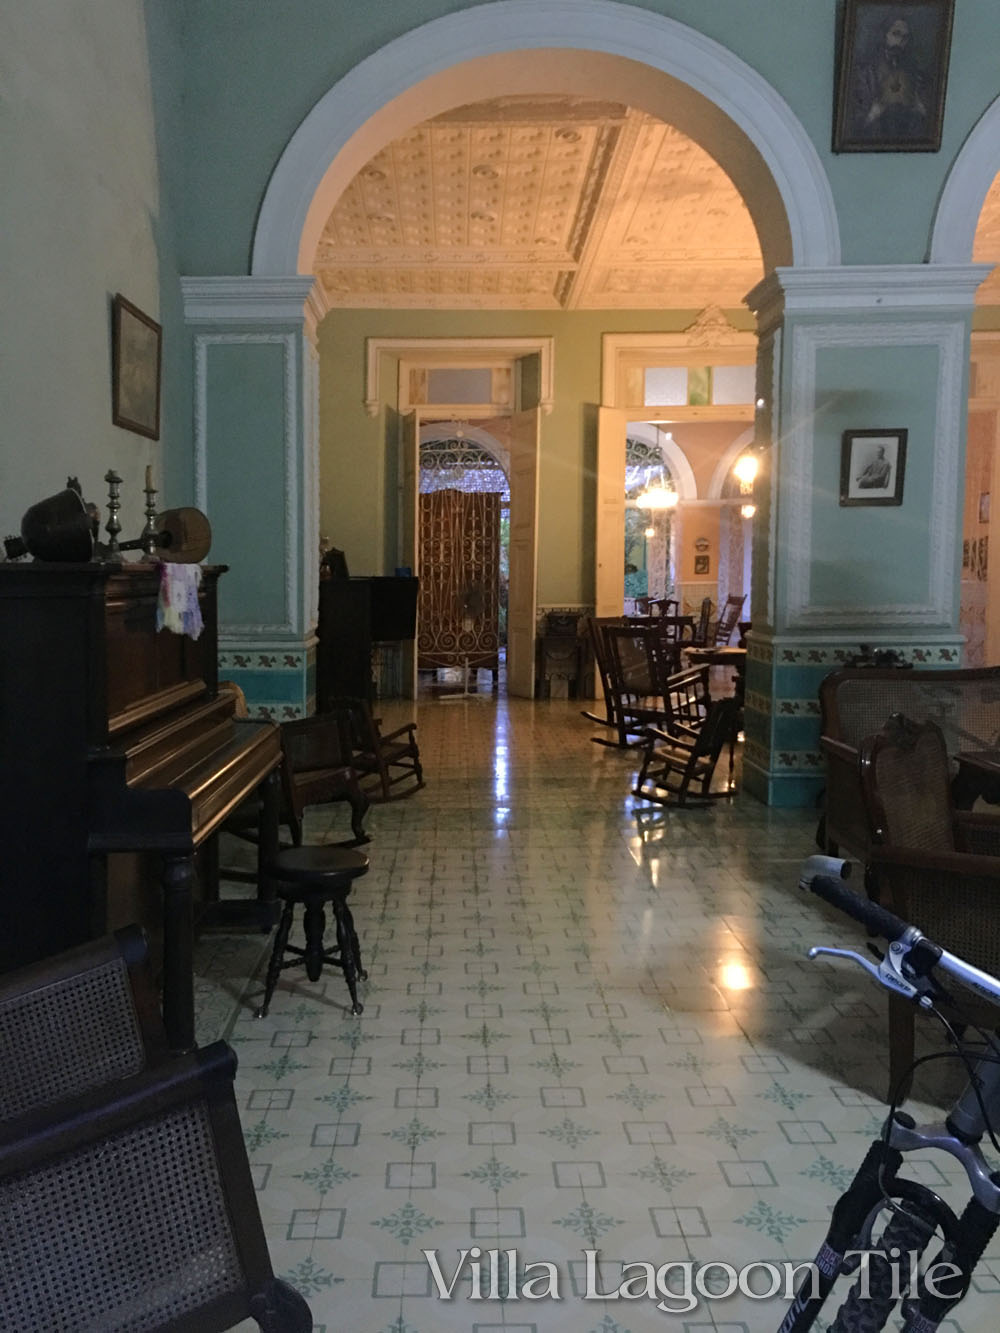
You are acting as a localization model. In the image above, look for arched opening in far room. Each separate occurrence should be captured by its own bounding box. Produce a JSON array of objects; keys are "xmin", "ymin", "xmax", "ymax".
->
[{"xmin": 249, "ymin": 1, "xmax": 839, "ymax": 699}]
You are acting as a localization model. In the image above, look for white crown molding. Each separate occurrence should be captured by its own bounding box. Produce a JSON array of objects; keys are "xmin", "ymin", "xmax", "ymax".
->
[
  {"xmin": 365, "ymin": 335, "xmax": 554, "ymax": 417},
  {"xmin": 931, "ymin": 91, "xmax": 1000, "ymax": 264},
  {"xmin": 181, "ymin": 276, "xmax": 324, "ymax": 329},
  {"xmin": 251, "ymin": 0, "xmax": 839, "ymax": 277},
  {"xmin": 747, "ymin": 265, "xmax": 993, "ymax": 332},
  {"xmin": 782, "ymin": 319, "xmax": 965, "ymax": 631},
  {"xmin": 193, "ymin": 332, "xmax": 299, "ymax": 635}
]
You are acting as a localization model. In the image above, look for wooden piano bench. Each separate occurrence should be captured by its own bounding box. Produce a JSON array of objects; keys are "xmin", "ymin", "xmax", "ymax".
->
[{"xmin": 256, "ymin": 846, "xmax": 369, "ymax": 1017}]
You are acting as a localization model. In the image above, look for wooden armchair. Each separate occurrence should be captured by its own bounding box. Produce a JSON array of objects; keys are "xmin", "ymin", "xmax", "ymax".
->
[
  {"xmin": 0, "ymin": 932, "xmax": 312, "ymax": 1332},
  {"xmin": 0, "ymin": 926, "xmax": 168, "ymax": 1120},
  {"xmin": 280, "ymin": 712, "xmax": 370, "ymax": 841},
  {"xmin": 331, "ymin": 696, "xmax": 424, "ymax": 801},
  {"xmin": 859, "ymin": 713, "xmax": 1000, "ymax": 1100},
  {"xmin": 632, "ymin": 695, "xmax": 739, "ymax": 806}
]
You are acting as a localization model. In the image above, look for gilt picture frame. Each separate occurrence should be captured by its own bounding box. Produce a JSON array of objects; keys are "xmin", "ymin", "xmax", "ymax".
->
[
  {"xmin": 833, "ymin": 0, "xmax": 954, "ymax": 153},
  {"xmin": 111, "ymin": 293, "xmax": 162, "ymax": 440},
  {"xmin": 840, "ymin": 429, "xmax": 907, "ymax": 507}
]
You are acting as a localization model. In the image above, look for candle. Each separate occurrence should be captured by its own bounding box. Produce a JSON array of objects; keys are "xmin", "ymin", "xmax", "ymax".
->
[{"xmin": 145, "ymin": 464, "xmax": 153, "ymax": 492}]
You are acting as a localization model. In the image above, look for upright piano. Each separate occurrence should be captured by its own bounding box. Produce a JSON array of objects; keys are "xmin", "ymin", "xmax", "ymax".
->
[{"xmin": 0, "ymin": 561, "xmax": 281, "ymax": 1049}]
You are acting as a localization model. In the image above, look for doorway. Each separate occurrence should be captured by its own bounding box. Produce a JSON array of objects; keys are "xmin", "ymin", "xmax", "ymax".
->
[
  {"xmin": 398, "ymin": 395, "xmax": 540, "ymax": 701},
  {"xmin": 417, "ymin": 423, "xmax": 510, "ymax": 698}
]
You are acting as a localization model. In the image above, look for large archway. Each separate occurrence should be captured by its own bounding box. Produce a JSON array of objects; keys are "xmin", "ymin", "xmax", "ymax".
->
[
  {"xmin": 251, "ymin": 0, "xmax": 838, "ymax": 277},
  {"xmin": 931, "ymin": 91, "xmax": 1000, "ymax": 264}
]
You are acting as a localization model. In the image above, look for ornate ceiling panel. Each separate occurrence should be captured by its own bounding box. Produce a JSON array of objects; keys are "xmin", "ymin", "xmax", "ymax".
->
[{"xmin": 314, "ymin": 97, "xmax": 764, "ymax": 310}]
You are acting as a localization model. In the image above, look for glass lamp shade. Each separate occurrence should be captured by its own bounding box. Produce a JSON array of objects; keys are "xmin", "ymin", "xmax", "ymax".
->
[
  {"xmin": 635, "ymin": 486, "xmax": 678, "ymax": 510},
  {"xmin": 733, "ymin": 454, "xmax": 759, "ymax": 487}
]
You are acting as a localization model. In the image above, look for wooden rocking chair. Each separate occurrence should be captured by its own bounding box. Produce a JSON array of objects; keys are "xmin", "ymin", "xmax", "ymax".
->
[
  {"xmin": 332, "ymin": 695, "xmax": 424, "ymax": 801},
  {"xmin": 633, "ymin": 695, "xmax": 740, "ymax": 806}
]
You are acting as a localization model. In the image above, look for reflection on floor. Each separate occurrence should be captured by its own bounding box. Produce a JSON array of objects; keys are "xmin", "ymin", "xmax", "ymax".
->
[{"xmin": 200, "ymin": 696, "xmax": 999, "ymax": 1332}]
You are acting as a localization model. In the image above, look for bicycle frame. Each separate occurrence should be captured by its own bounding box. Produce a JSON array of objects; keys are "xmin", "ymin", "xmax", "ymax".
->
[{"xmin": 777, "ymin": 858, "xmax": 1000, "ymax": 1332}]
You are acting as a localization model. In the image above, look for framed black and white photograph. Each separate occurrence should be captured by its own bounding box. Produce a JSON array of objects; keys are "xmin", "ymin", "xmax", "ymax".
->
[
  {"xmin": 112, "ymin": 293, "xmax": 162, "ymax": 440},
  {"xmin": 833, "ymin": 0, "xmax": 954, "ymax": 153},
  {"xmin": 840, "ymin": 429, "xmax": 907, "ymax": 506}
]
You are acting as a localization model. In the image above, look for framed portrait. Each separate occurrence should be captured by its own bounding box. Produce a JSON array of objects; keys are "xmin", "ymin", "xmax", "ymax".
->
[
  {"xmin": 840, "ymin": 429, "xmax": 907, "ymax": 507},
  {"xmin": 694, "ymin": 554, "xmax": 710, "ymax": 575},
  {"xmin": 112, "ymin": 294, "xmax": 162, "ymax": 440},
  {"xmin": 833, "ymin": 0, "xmax": 954, "ymax": 153}
]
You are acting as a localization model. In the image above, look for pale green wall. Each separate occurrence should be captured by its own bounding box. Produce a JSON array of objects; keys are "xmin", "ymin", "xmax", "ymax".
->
[
  {"xmin": 202, "ymin": 342, "xmax": 290, "ymax": 627},
  {"xmin": 0, "ymin": 0, "xmax": 189, "ymax": 541},
  {"xmin": 317, "ymin": 306, "xmax": 752, "ymax": 607},
  {"xmin": 808, "ymin": 342, "xmax": 947, "ymax": 614},
  {"xmin": 178, "ymin": 0, "xmax": 1000, "ymax": 274}
]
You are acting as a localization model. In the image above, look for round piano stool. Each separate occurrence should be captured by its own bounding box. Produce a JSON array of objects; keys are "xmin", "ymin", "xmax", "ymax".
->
[{"xmin": 256, "ymin": 846, "xmax": 369, "ymax": 1017}]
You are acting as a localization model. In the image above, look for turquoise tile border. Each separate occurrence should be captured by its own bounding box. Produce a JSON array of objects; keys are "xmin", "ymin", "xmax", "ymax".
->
[
  {"xmin": 219, "ymin": 641, "xmax": 316, "ymax": 720},
  {"xmin": 741, "ymin": 633, "xmax": 964, "ymax": 807}
]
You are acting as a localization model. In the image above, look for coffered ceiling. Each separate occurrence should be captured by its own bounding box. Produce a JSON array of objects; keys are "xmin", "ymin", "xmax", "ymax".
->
[
  {"xmin": 312, "ymin": 97, "xmax": 765, "ymax": 311},
  {"xmin": 312, "ymin": 95, "xmax": 1000, "ymax": 312}
]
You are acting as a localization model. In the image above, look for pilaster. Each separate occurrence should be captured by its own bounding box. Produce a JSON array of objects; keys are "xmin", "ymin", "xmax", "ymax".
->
[
  {"xmin": 180, "ymin": 276, "xmax": 325, "ymax": 718},
  {"xmin": 743, "ymin": 264, "xmax": 990, "ymax": 806}
]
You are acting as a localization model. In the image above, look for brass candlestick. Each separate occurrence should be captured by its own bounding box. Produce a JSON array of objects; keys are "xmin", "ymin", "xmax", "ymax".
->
[
  {"xmin": 104, "ymin": 469, "xmax": 123, "ymax": 557},
  {"xmin": 140, "ymin": 466, "xmax": 159, "ymax": 557}
]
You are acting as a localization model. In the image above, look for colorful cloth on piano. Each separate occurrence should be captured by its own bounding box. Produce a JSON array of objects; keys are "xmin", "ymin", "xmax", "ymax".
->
[{"xmin": 156, "ymin": 562, "xmax": 204, "ymax": 639}]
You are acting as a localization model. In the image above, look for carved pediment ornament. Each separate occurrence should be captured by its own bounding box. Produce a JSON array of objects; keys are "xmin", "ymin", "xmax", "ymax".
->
[{"xmin": 682, "ymin": 305, "xmax": 748, "ymax": 348}]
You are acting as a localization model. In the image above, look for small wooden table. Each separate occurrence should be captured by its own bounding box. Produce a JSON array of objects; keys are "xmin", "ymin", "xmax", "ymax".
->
[
  {"xmin": 683, "ymin": 645, "xmax": 748, "ymax": 783},
  {"xmin": 952, "ymin": 750, "xmax": 1000, "ymax": 810},
  {"xmin": 683, "ymin": 645, "xmax": 748, "ymax": 704}
]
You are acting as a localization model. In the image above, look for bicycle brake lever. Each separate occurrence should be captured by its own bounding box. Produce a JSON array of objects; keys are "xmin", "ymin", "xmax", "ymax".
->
[{"xmin": 807, "ymin": 945, "xmax": 935, "ymax": 1008}]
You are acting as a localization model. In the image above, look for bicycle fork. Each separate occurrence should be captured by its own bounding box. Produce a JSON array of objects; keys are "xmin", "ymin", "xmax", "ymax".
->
[{"xmin": 777, "ymin": 1138, "xmax": 903, "ymax": 1333}]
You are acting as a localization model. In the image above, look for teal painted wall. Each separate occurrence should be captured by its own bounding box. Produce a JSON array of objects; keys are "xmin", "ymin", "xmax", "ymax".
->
[
  {"xmin": 809, "ymin": 343, "xmax": 945, "ymax": 616},
  {"xmin": 317, "ymin": 306, "xmax": 742, "ymax": 604},
  {"xmin": 0, "ymin": 0, "xmax": 188, "ymax": 539},
  {"xmin": 204, "ymin": 342, "xmax": 290, "ymax": 627},
  {"xmin": 177, "ymin": 0, "xmax": 1000, "ymax": 275}
]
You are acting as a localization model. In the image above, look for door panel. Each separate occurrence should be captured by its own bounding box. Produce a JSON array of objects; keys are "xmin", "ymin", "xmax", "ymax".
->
[
  {"xmin": 507, "ymin": 407, "xmax": 540, "ymax": 698},
  {"xmin": 399, "ymin": 410, "xmax": 419, "ymax": 698},
  {"xmin": 596, "ymin": 407, "xmax": 628, "ymax": 618}
]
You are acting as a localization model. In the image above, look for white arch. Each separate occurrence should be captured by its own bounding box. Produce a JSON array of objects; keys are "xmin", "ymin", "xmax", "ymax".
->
[
  {"xmin": 252, "ymin": 0, "xmax": 839, "ymax": 277},
  {"xmin": 625, "ymin": 423, "xmax": 698, "ymax": 501},
  {"xmin": 931, "ymin": 92, "xmax": 1000, "ymax": 263},
  {"xmin": 708, "ymin": 427, "xmax": 757, "ymax": 501},
  {"xmin": 418, "ymin": 421, "xmax": 509, "ymax": 476}
]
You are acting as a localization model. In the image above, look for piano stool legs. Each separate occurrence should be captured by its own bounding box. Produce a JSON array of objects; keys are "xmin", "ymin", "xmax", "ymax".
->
[{"xmin": 255, "ymin": 846, "xmax": 370, "ymax": 1018}]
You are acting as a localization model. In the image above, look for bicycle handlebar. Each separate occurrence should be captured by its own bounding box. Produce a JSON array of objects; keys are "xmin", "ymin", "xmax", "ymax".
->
[
  {"xmin": 798, "ymin": 854, "xmax": 1000, "ymax": 1011},
  {"xmin": 805, "ymin": 863, "xmax": 912, "ymax": 949}
]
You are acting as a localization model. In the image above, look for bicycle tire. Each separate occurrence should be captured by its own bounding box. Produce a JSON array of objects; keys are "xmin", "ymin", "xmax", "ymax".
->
[{"xmin": 826, "ymin": 1203, "xmax": 936, "ymax": 1333}]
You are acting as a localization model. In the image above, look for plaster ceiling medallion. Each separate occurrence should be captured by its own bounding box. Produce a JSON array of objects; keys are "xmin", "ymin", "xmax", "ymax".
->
[{"xmin": 314, "ymin": 96, "xmax": 763, "ymax": 310}]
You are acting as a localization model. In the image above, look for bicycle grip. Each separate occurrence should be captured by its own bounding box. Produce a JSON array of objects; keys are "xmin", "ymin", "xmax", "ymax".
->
[{"xmin": 805, "ymin": 874, "xmax": 910, "ymax": 943}]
